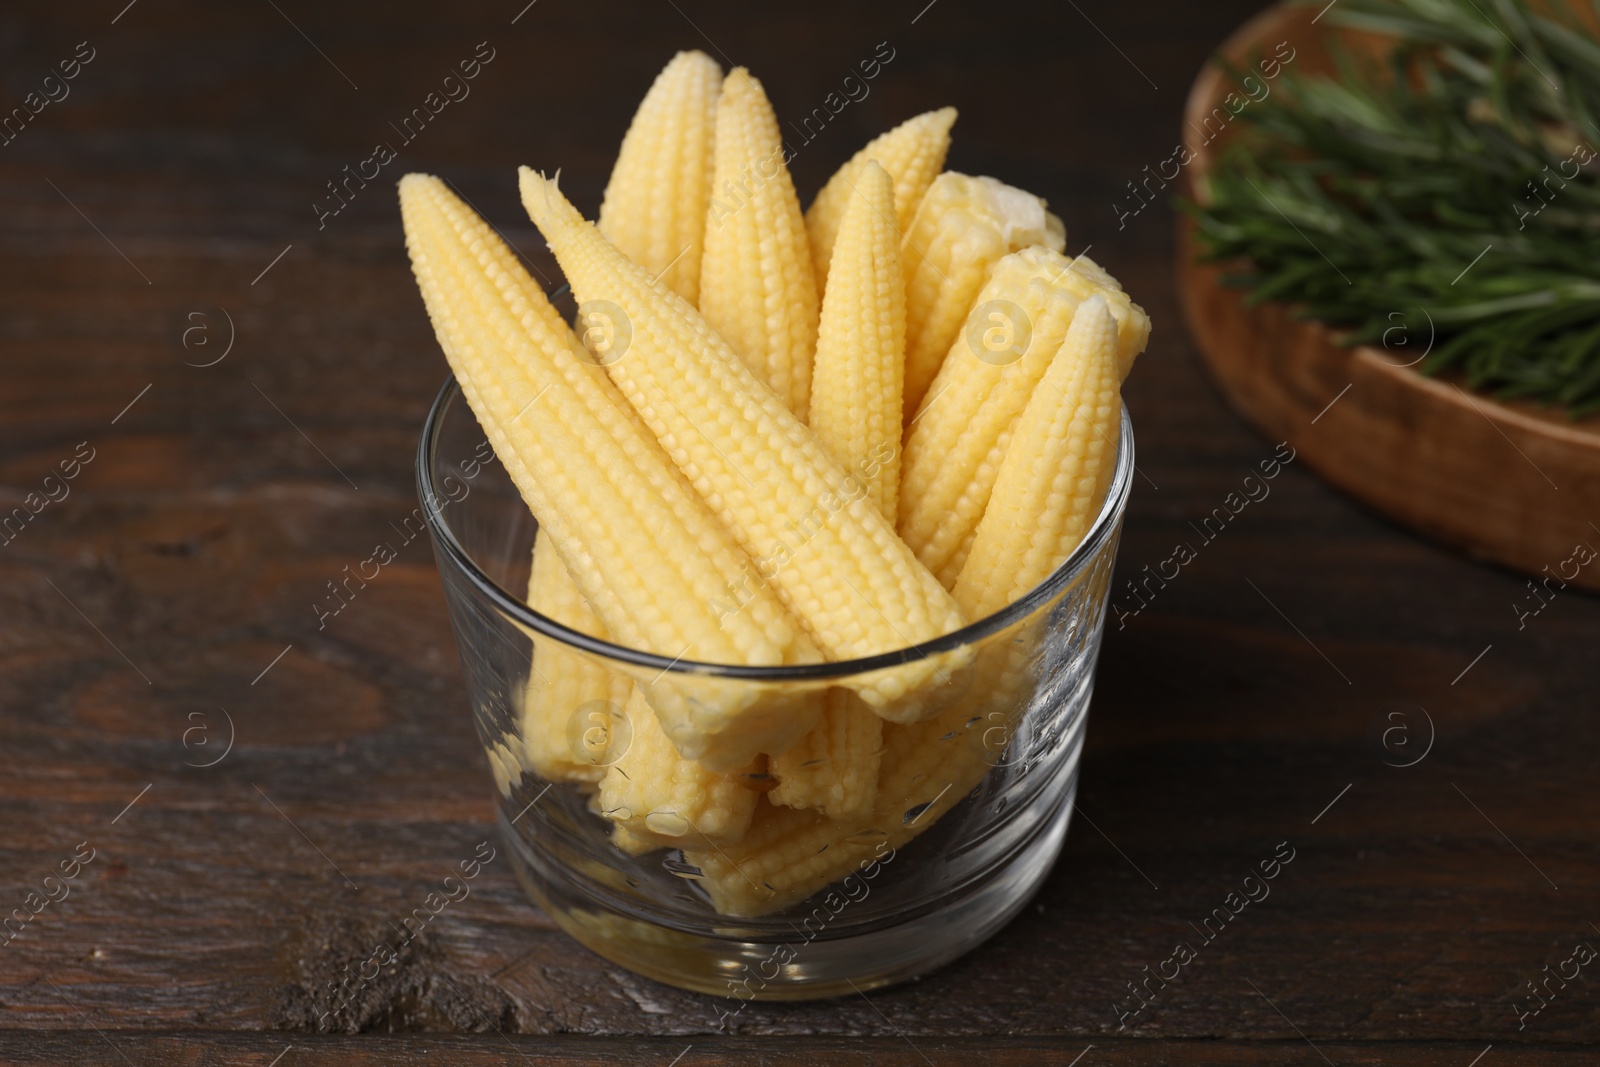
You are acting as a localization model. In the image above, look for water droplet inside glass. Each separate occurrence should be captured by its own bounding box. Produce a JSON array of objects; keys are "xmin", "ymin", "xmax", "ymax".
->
[
  {"xmin": 645, "ymin": 810, "xmax": 690, "ymax": 837},
  {"xmin": 903, "ymin": 802, "xmax": 932, "ymax": 825}
]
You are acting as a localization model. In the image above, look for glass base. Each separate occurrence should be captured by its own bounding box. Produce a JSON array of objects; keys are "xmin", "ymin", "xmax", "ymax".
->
[{"xmin": 501, "ymin": 776, "xmax": 1078, "ymax": 1001}]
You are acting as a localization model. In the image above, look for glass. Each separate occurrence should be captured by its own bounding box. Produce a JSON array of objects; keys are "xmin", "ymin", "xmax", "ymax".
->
[{"xmin": 417, "ymin": 376, "xmax": 1133, "ymax": 1000}]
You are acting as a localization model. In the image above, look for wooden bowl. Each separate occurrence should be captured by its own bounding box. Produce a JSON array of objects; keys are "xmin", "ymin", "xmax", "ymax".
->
[{"xmin": 1177, "ymin": 3, "xmax": 1600, "ymax": 593}]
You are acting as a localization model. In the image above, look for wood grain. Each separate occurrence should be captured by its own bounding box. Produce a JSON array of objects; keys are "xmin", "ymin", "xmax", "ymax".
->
[
  {"xmin": 4, "ymin": 1034, "xmax": 1599, "ymax": 1066},
  {"xmin": 0, "ymin": 0, "xmax": 1597, "ymax": 1058}
]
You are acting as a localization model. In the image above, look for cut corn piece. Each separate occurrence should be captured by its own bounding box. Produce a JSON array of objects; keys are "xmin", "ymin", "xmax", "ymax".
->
[
  {"xmin": 520, "ymin": 169, "xmax": 967, "ymax": 709},
  {"xmin": 400, "ymin": 173, "xmax": 809, "ymax": 768},
  {"xmin": 806, "ymin": 108, "xmax": 956, "ymax": 288},
  {"xmin": 521, "ymin": 530, "xmax": 635, "ymax": 782},
  {"xmin": 899, "ymin": 247, "xmax": 1150, "ymax": 589},
  {"xmin": 807, "ymin": 159, "xmax": 904, "ymax": 523},
  {"xmin": 767, "ymin": 688, "xmax": 883, "ymax": 819},
  {"xmin": 698, "ymin": 67, "xmax": 819, "ymax": 419},
  {"xmin": 955, "ymin": 295, "xmax": 1121, "ymax": 619},
  {"xmin": 900, "ymin": 172, "xmax": 1066, "ymax": 418},
  {"xmin": 598, "ymin": 51, "xmax": 721, "ymax": 304},
  {"xmin": 598, "ymin": 687, "xmax": 761, "ymax": 850}
]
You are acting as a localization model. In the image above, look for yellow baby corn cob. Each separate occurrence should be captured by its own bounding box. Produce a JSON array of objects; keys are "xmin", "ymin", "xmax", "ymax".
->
[
  {"xmin": 520, "ymin": 169, "xmax": 967, "ymax": 709},
  {"xmin": 806, "ymin": 108, "xmax": 957, "ymax": 287},
  {"xmin": 682, "ymin": 269, "xmax": 1132, "ymax": 918},
  {"xmin": 768, "ymin": 162, "xmax": 903, "ymax": 815},
  {"xmin": 521, "ymin": 530, "xmax": 634, "ymax": 782},
  {"xmin": 900, "ymin": 172, "xmax": 1066, "ymax": 418},
  {"xmin": 899, "ymin": 247, "xmax": 1150, "ymax": 589},
  {"xmin": 688, "ymin": 646, "xmax": 1027, "ymax": 915},
  {"xmin": 599, "ymin": 687, "xmax": 761, "ymax": 851},
  {"xmin": 806, "ymin": 160, "xmax": 904, "ymax": 522},
  {"xmin": 598, "ymin": 50, "xmax": 721, "ymax": 304},
  {"xmin": 698, "ymin": 68, "xmax": 819, "ymax": 419},
  {"xmin": 954, "ymin": 295, "xmax": 1121, "ymax": 618},
  {"xmin": 693, "ymin": 536, "xmax": 1124, "ymax": 915},
  {"xmin": 767, "ymin": 688, "xmax": 883, "ymax": 819},
  {"xmin": 400, "ymin": 174, "xmax": 809, "ymax": 768}
]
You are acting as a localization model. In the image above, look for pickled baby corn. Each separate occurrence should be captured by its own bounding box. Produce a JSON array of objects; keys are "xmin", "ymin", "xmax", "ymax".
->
[
  {"xmin": 598, "ymin": 688, "xmax": 761, "ymax": 851},
  {"xmin": 400, "ymin": 54, "xmax": 1153, "ymax": 921},
  {"xmin": 806, "ymin": 108, "xmax": 956, "ymax": 286},
  {"xmin": 766, "ymin": 689, "xmax": 882, "ymax": 819},
  {"xmin": 598, "ymin": 51, "xmax": 721, "ymax": 304},
  {"xmin": 954, "ymin": 295, "xmax": 1122, "ymax": 618},
  {"xmin": 769, "ymin": 162, "xmax": 904, "ymax": 817},
  {"xmin": 519, "ymin": 169, "xmax": 967, "ymax": 708},
  {"xmin": 806, "ymin": 159, "xmax": 904, "ymax": 523},
  {"xmin": 521, "ymin": 529, "xmax": 634, "ymax": 782},
  {"xmin": 900, "ymin": 173, "xmax": 1067, "ymax": 418},
  {"xmin": 687, "ymin": 653, "xmax": 1022, "ymax": 915},
  {"xmin": 400, "ymin": 174, "xmax": 810, "ymax": 767},
  {"xmin": 693, "ymin": 534, "xmax": 1123, "ymax": 914},
  {"xmin": 899, "ymin": 247, "xmax": 1150, "ymax": 589},
  {"xmin": 698, "ymin": 68, "xmax": 819, "ymax": 419}
]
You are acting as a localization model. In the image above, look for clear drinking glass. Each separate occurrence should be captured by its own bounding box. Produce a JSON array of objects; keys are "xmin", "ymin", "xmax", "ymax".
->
[{"xmin": 417, "ymin": 376, "xmax": 1133, "ymax": 1000}]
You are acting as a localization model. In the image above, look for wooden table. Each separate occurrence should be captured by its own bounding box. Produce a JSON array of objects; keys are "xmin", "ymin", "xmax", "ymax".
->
[{"xmin": 2, "ymin": 0, "xmax": 1596, "ymax": 1062}]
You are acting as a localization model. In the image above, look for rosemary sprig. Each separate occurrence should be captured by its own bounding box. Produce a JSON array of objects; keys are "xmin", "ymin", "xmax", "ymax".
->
[{"xmin": 1186, "ymin": 0, "xmax": 1600, "ymax": 413}]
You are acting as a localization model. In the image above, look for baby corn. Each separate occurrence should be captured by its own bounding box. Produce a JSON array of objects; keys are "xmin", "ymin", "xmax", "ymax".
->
[
  {"xmin": 598, "ymin": 51, "xmax": 721, "ymax": 304},
  {"xmin": 698, "ymin": 68, "xmax": 819, "ymax": 419},
  {"xmin": 899, "ymin": 247, "xmax": 1149, "ymax": 589},
  {"xmin": 400, "ymin": 174, "xmax": 808, "ymax": 767},
  {"xmin": 599, "ymin": 688, "xmax": 761, "ymax": 851},
  {"xmin": 400, "ymin": 54, "xmax": 1157, "ymax": 921},
  {"xmin": 769, "ymin": 162, "xmax": 904, "ymax": 815},
  {"xmin": 900, "ymin": 172, "xmax": 1066, "ymax": 418},
  {"xmin": 806, "ymin": 108, "xmax": 956, "ymax": 287},
  {"xmin": 806, "ymin": 159, "xmax": 904, "ymax": 523},
  {"xmin": 687, "ymin": 652, "xmax": 1022, "ymax": 915},
  {"xmin": 690, "ymin": 589, "xmax": 1103, "ymax": 916},
  {"xmin": 520, "ymin": 169, "xmax": 967, "ymax": 708},
  {"xmin": 521, "ymin": 530, "xmax": 634, "ymax": 782},
  {"xmin": 954, "ymin": 295, "xmax": 1122, "ymax": 618},
  {"xmin": 767, "ymin": 688, "xmax": 883, "ymax": 819}
]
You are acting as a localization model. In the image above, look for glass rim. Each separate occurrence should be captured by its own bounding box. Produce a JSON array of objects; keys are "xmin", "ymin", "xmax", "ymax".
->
[{"xmin": 416, "ymin": 374, "xmax": 1135, "ymax": 681}]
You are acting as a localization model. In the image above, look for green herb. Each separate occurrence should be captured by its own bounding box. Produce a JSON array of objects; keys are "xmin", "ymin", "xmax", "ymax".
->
[{"xmin": 1186, "ymin": 0, "xmax": 1600, "ymax": 413}]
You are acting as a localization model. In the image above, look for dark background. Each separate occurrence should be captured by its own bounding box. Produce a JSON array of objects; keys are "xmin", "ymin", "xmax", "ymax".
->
[{"xmin": 1, "ymin": 0, "xmax": 1596, "ymax": 1063}]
